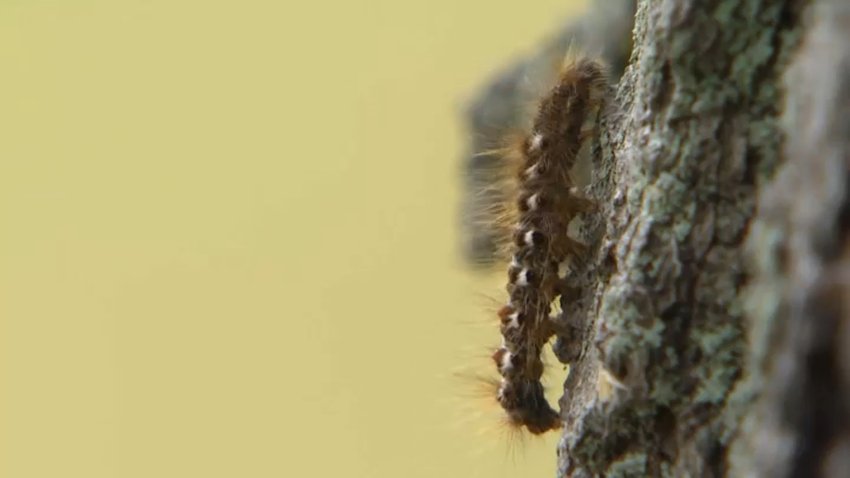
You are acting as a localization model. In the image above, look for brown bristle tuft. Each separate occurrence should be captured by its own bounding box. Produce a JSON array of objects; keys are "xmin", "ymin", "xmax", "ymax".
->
[{"xmin": 480, "ymin": 56, "xmax": 608, "ymax": 435}]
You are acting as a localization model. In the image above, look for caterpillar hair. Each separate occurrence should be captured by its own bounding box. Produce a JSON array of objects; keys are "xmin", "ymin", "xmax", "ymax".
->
[{"xmin": 487, "ymin": 56, "xmax": 608, "ymax": 435}]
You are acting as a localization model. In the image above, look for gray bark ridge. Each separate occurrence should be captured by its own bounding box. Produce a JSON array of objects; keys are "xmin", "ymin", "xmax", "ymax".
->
[
  {"xmin": 555, "ymin": 1, "xmax": 811, "ymax": 476},
  {"xmin": 729, "ymin": 1, "xmax": 850, "ymax": 476}
]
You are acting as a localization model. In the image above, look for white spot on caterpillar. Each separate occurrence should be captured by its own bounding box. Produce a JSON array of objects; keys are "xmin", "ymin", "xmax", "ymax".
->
[
  {"xmin": 507, "ymin": 312, "xmax": 520, "ymax": 329},
  {"xmin": 529, "ymin": 133, "xmax": 543, "ymax": 151},
  {"xmin": 497, "ymin": 379, "xmax": 507, "ymax": 400},
  {"xmin": 524, "ymin": 164, "xmax": 539, "ymax": 179},
  {"xmin": 500, "ymin": 351, "xmax": 514, "ymax": 373},
  {"xmin": 524, "ymin": 230, "xmax": 538, "ymax": 246},
  {"xmin": 526, "ymin": 193, "xmax": 539, "ymax": 211},
  {"xmin": 517, "ymin": 269, "xmax": 530, "ymax": 286},
  {"xmin": 558, "ymin": 261, "xmax": 569, "ymax": 278}
]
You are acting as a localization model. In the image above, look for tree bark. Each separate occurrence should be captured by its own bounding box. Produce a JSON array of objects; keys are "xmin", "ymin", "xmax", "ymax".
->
[{"xmin": 462, "ymin": 0, "xmax": 850, "ymax": 476}]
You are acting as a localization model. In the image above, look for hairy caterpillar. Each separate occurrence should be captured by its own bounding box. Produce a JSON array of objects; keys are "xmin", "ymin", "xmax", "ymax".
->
[{"xmin": 484, "ymin": 57, "xmax": 608, "ymax": 435}]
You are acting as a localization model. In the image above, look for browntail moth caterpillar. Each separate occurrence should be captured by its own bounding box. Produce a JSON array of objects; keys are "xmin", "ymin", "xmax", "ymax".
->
[{"xmin": 484, "ymin": 56, "xmax": 607, "ymax": 435}]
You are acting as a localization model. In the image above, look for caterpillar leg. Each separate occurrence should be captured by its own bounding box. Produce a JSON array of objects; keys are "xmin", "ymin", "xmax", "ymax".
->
[{"xmin": 497, "ymin": 378, "xmax": 561, "ymax": 434}]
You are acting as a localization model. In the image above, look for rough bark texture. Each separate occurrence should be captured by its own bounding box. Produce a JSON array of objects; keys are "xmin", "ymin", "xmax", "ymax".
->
[
  {"xmin": 556, "ymin": 0, "xmax": 806, "ymax": 475},
  {"xmin": 728, "ymin": 2, "xmax": 850, "ymax": 475},
  {"xmin": 462, "ymin": 0, "xmax": 850, "ymax": 476}
]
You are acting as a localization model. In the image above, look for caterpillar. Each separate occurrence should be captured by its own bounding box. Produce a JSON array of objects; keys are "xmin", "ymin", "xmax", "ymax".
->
[{"xmin": 486, "ymin": 57, "xmax": 607, "ymax": 435}]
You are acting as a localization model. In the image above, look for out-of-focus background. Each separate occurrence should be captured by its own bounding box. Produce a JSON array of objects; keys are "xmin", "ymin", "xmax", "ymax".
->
[{"xmin": 0, "ymin": 1, "xmax": 584, "ymax": 476}]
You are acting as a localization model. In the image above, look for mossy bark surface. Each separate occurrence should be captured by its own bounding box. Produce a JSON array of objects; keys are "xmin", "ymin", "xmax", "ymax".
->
[
  {"xmin": 553, "ymin": 0, "xmax": 849, "ymax": 476},
  {"xmin": 556, "ymin": 0, "xmax": 804, "ymax": 475}
]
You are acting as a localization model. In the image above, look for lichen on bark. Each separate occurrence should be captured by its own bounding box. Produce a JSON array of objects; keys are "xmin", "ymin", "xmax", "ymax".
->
[{"xmin": 556, "ymin": 1, "xmax": 806, "ymax": 476}]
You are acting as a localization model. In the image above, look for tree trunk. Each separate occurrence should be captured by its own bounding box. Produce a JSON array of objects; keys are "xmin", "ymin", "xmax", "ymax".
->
[{"xmin": 462, "ymin": 1, "xmax": 850, "ymax": 476}]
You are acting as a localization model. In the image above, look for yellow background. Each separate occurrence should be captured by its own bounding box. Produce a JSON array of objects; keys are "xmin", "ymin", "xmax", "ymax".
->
[{"xmin": 0, "ymin": 1, "xmax": 584, "ymax": 476}]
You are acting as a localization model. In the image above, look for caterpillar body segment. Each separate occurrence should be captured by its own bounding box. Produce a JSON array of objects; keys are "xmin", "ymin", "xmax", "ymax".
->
[{"xmin": 488, "ymin": 57, "xmax": 608, "ymax": 435}]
